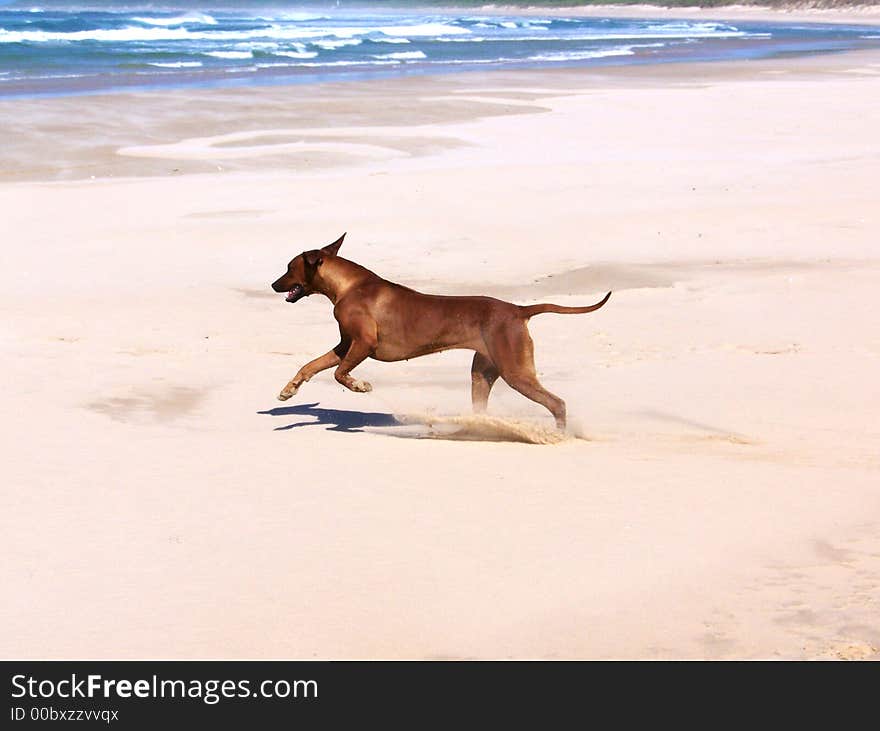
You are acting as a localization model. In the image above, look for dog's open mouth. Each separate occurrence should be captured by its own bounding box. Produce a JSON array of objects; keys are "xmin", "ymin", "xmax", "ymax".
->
[{"xmin": 285, "ymin": 284, "xmax": 305, "ymax": 303}]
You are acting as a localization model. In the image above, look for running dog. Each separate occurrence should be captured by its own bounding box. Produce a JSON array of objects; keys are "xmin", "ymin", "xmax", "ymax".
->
[{"xmin": 270, "ymin": 234, "xmax": 610, "ymax": 429}]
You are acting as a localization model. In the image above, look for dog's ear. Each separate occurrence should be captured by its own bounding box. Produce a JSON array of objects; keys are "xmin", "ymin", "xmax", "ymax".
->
[
  {"xmin": 303, "ymin": 250, "xmax": 323, "ymax": 267},
  {"xmin": 322, "ymin": 232, "xmax": 346, "ymax": 257}
]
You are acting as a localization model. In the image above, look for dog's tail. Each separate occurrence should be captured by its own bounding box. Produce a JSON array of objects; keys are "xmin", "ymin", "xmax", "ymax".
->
[{"xmin": 519, "ymin": 291, "xmax": 611, "ymax": 318}]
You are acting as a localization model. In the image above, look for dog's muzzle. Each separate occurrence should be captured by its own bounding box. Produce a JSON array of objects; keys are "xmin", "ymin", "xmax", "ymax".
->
[{"xmin": 285, "ymin": 284, "xmax": 305, "ymax": 303}]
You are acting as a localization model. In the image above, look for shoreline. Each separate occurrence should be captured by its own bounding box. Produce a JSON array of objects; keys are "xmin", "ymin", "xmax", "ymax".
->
[
  {"xmin": 2, "ymin": 5, "xmax": 879, "ymax": 102},
  {"xmin": 4, "ymin": 45, "xmax": 880, "ymax": 184}
]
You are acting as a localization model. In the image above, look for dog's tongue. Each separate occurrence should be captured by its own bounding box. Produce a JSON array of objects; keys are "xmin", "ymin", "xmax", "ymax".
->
[{"xmin": 286, "ymin": 285, "xmax": 303, "ymax": 303}]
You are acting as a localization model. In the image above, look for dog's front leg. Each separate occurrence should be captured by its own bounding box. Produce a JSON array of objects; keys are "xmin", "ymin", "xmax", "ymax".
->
[
  {"xmin": 333, "ymin": 318, "xmax": 377, "ymax": 393},
  {"xmin": 278, "ymin": 342, "xmax": 347, "ymax": 401}
]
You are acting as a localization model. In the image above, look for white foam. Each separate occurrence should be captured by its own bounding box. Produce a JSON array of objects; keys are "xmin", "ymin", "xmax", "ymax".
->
[
  {"xmin": 312, "ymin": 38, "xmax": 362, "ymax": 50},
  {"xmin": 529, "ymin": 48, "xmax": 636, "ymax": 62},
  {"xmin": 147, "ymin": 61, "xmax": 203, "ymax": 68},
  {"xmin": 647, "ymin": 21, "xmax": 734, "ymax": 32},
  {"xmin": 438, "ymin": 30, "xmax": 755, "ymax": 43},
  {"xmin": 24, "ymin": 73, "xmax": 86, "ymax": 80},
  {"xmin": 373, "ymin": 37, "xmax": 410, "ymax": 44},
  {"xmin": 0, "ymin": 22, "xmax": 477, "ymax": 45},
  {"xmin": 273, "ymin": 50, "xmax": 318, "ymax": 59},
  {"xmin": 0, "ymin": 27, "xmax": 194, "ymax": 43},
  {"xmin": 0, "ymin": 26, "xmax": 347, "ymax": 44},
  {"xmin": 203, "ymin": 51, "xmax": 253, "ymax": 60},
  {"xmin": 277, "ymin": 13, "xmax": 330, "ymax": 22},
  {"xmin": 464, "ymin": 16, "xmax": 549, "ymax": 25},
  {"xmin": 293, "ymin": 60, "xmax": 402, "ymax": 68},
  {"xmin": 233, "ymin": 41, "xmax": 279, "ymax": 51},
  {"xmin": 132, "ymin": 13, "xmax": 217, "ymax": 27},
  {"xmin": 377, "ymin": 23, "xmax": 470, "ymax": 38},
  {"xmin": 434, "ymin": 36, "xmax": 487, "ymax": 43},
  {"xmin": 373, "ymin": 51, "xmax": 426, "ymax": 61},
  {"xmin": 427, "ymin": 58, "xmax": 497, "ymax": 65},
  {"xmin": 247, "ymin": 12, "xmax": 329, "ymax": 23}
]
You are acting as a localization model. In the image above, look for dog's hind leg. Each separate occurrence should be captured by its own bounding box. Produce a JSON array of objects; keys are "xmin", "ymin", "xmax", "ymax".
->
[
  {"xmin": 504, "ymin": 374, "xmax": 566, "ymax": 430},
  {"xmin": 471, "ymin": 351, "xmax": 499, "ymax": 414},
  {"xmin": 278, "ymin": 340, "xmax": 349, "ymax": 401},
  {"xmin": 489, "ymin": 323, "xmax": 567, "ymax": 429}
]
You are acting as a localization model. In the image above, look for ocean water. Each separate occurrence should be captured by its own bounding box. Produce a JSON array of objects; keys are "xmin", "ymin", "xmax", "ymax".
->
[{"xmin": 1, "ymin": 2, "xmax": 880, "ymax": 96}]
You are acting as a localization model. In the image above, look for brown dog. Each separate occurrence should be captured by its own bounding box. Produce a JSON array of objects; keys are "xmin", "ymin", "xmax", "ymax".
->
[{"xmin": 270, "ymin": 234, "xmax": 610, "ymax": 429}]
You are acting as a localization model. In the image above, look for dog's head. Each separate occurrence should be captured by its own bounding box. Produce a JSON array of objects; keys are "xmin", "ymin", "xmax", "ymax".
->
[{"xmin": 271, "ymin": 233, "xmax": 345, "ymax": 303}]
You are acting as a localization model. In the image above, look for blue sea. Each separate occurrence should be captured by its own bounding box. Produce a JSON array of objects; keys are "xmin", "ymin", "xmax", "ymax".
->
[{"xmin": 2, "ymin": 2, "xmax": 880, "ymax": 96}]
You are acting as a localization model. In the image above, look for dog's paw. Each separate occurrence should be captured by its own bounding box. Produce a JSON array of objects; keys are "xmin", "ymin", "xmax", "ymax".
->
[
  {"xmin": 278, "ymin": 384, "xmax": 299, "ymax": 401},
  {"xmin": 350, "ymin": 379, "xmax": 372, "ymax": 393}
]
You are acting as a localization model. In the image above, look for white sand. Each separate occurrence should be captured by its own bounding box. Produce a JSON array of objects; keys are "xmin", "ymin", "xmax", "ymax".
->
[
  {"xmin": 494, "ymin": 3, "xmax": 880, "ymax": 25},
  {"xmin": 1, "ymin": 46, "xmax": 879, "ymax": 659}
]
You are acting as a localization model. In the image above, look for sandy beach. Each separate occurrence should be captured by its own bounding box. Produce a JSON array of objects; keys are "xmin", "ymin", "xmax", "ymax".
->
[
  {"xmin": 2, "ymin": 33, "xmax": 879, "ymax": 659},
  {"xmin": 494, "ymin": 3, "xmax": 880, "ymax": 25}
]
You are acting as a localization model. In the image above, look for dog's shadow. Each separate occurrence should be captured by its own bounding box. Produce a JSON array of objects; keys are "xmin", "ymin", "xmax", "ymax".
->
[
  {"xmin": 258, "ymin": 401, "xmax": 568, "ymax": 444},
  {"xmin": 258, "ymin": 402, "xmax": 401, "ymax": 433}
]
